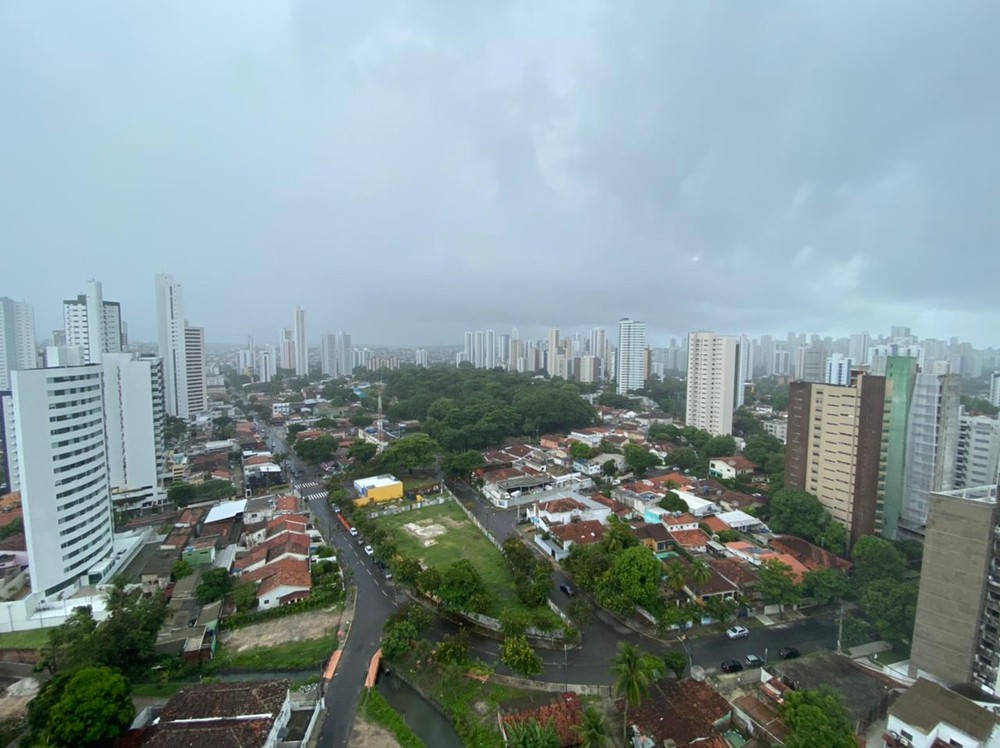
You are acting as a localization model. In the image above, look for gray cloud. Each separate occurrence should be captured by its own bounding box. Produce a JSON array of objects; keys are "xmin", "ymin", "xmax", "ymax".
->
[{"xmin": 1, "ymin": 1, "xmax": 998, "ymax": 347}]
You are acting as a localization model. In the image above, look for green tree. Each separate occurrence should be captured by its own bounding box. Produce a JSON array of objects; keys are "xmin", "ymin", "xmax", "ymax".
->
[
  {"xmin": 392, "ymin": 556, "xmax": 422, "ymax": 586},
  {"xmin": 500, "ymin": 635, "xmax": 543, "ymax": 678},
  {"xmin": 662, "ymin": 649, "xmax": 688, "ymax": 679},
  {"xmin": 294, "ymin": 435, "xmax": 338, "ymax": 465},
  {"xmin": 659, "ymin": 491, "xmax": 688, "ymax": 513},
  {"xmin": 438, "ymin": 560, "xmax": 487, "ymax": 612},
  {"xmin": 233, "ymin": 580, "xmax": 258, "ymax": 612},
  {"xmin": 622, "ymin": 443, "xmax": 661, "ymax": 475},
  {"xmin": 167, "ymin": 481, "xmax": 197, "ymax": 507},
  {"xmin": 816, "ymin": 521, "xmax": 848, "ymax": 556},
  {"xmin": 757, "ymin": 558, "xmax": 801, "ymax": 612},
  {"xmin": 564, "ymin": 543, "xmax": 612, "ymax": 591},
  {"xmin": 41, "ymin": 606, "xmax": 98, "ymax": 673},
  {"xmin": 859, "ymin": 579, "xmax": 919, "ymax": 649},
  {"xmin": 570, "ymin": 442, "xmax": 592, "ymax": 460},
  {"xmin": 95, "ymin": 586, "xmax": 168, "ymax": 679},
  {"xmin": 598, "ymin": 545, "xmax": 662, "ymax": 616},
  {"xmin": 704, "ymin": 595, "xmax": 739, "ymax": 625},
  {"xmin": 601, "ymin": 459, "xmax": 618, "ymax": 477},
  {"xmin": 703, "ymin": 435, "xmax": 737, "ymax": 458},
  {"xmin": 768, "ymin": 488, "xmax": 833, "ymax": 542},
  {"xmin": 802, "ymin": 568, "xmax": 851, "ymax": 605},
  {"xmin": 48, "ymin": 666, "xmax": 135, "ymax": 748},
  {"xmin": 196, "ymin": 567, "xmax": 233, "ymax": 604},
  {"xmin": 781, "ymin": 688, "xmax": 855, "ymax": 748},
  {"xmin": 348, "ymin": 440, "xmax": 378, "ymax": 464},
  {"xmin": 444, "ymin": 449, "xmax": 485, "ymax": 477},
  {"xmin": 416, "ymin": 567, "xmax": 442, "ymax": 597},
  {"xmin": 716, "ymin": 529, "xmax": 743, "ymax": 543},
  {"xmin": 350, "ymin": 414, "xmax": 374, "ymax": 428},
  {"xmin": 567, "ymin": 598, "xmax": 595, "ymax": 629},
  {"xmin": 600, "ymin": 516, "xmax": 638, "ymax": 553},
  {"xmin": 502, "ymin": 535, "xmax": 537, "ymax": 577},
  {"xmin": 687, "ymin": 559, "xmax": 712, "ymax": 591},
  {"xmin": 611, "ymin": 642, "xmax": 665, "ymax": 744},
  {"xmin": 500, "ymin": 609, "xmax": 532, "ymax": 637},
  {"xmin": 664, "ymin": 561, "xmax": 688, "ymax": 594},
  {"xmin": 574, "ymin": 707, "xmax": 611, "ymax": 748},
  {"xmin": 851, "ymin": 535, "xmax": 908, "ymax": 589},
  {"xmin": 380, "ymin": 433, "xmax": 440, "ymax": 473},
  {"xmin": 171, "ymin": 559, "xmax": 193, "ymax": 580},
  {"xmin": 669, "ymin": 447, "xmax": 700, "ymax": 471}
]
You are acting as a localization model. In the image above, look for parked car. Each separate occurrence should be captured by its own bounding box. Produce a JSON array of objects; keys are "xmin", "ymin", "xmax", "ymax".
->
[
  {"xmin": 720, "ymin": 660, "xmax": 744, "ymax": 673},
  {"xmin": 383, "ymin": 568, "xmax": 393, "ymax": 580},
  {"xmin": 778, "ymin": 647, "xmax": 801, "ymax": 660},
  {"xmin": 559, "ymin": 584, "xmax": 575, "ymax": 596},
  {"xmin": 364, "ymin": 545, "xmax": 374, "ymax": 556},
  {"xmin": 726, "ymin": 626, "xmax": 750, "ymax": 640},
  {"xmin": 349, "ymin": 527, "xmax": 359, "ymax": 537},
  {"xmin": 744, "ymin": 654, "xmax": 764, "ymax": 668}
]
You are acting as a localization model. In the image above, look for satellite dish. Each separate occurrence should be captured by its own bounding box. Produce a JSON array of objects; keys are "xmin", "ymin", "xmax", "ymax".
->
[{"xmin": 690, "ymin": 665, "xmax": 706, "ymax": 681}]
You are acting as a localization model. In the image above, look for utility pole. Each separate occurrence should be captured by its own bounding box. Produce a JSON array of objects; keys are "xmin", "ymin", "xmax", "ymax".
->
[{"xmin": 836, "ymin": 601, "xmax": 845, "ymax": 655}]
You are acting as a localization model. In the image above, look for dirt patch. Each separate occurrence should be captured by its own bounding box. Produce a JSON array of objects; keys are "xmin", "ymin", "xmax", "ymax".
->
[
  {"xmin": 349, "ymin": 716, "xmax": 400, "ymax": 748},
  {"xmin": 402, "ymin": 520, "xmax": 448, "ymax": 540},
  {"xmin": 0, "ymin": 677, "xmax": 39, "ymax": 721},
  {"xmin": 221, "ymin": 607, "xmax": 341, "ymax": 652}
]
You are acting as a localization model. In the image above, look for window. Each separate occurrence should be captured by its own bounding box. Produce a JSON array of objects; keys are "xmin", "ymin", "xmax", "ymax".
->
[{"xmin": 900, "ymin": 730, "xmax": 913, "ymax": 740}]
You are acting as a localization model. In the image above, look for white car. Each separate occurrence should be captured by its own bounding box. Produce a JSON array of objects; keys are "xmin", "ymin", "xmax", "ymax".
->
[
  {"xmin": 364, "ymin": 545, "xmax": 374, "ymax": 556},
  {"xmin": 726, "ymin": 626, "xmax": 750, "ymax": 640},
  {"xmin": 349, "ymin": 527, "xmax": 359, "ymax": 537}
]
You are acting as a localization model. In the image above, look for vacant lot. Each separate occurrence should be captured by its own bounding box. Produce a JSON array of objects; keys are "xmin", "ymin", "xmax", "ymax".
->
[
  {"xmin": 221, "ymin": 606, "xmax": 343, "ymax": 652},
  {"xmin": 378, "ymin": 501, "xmax": 516, "ymax": 607}
]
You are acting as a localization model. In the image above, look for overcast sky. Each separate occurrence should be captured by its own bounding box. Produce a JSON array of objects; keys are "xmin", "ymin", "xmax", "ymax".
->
[{"xmin": 2, "ymin": 2, "xmax": 999, "ymax": 348}]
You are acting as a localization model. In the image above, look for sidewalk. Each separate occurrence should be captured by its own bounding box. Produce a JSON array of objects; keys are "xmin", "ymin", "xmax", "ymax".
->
[{"xmin": 753, "ymin": 609, "xmax": 806, "ymax": 627}]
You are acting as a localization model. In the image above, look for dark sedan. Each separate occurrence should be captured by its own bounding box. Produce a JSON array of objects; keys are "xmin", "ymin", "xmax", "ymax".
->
[
  {"xmin": 778, "ymin": 647, "xmax": 801, "ymax": 659},
  {"xmin": 721, "ymin": 660, "xmax": 744, "ymax": 673}
]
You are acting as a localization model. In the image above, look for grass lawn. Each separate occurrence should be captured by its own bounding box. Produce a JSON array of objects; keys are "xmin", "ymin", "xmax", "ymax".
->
[
  {"xmin": 377, "ymin": 502, "xmax": 518, "ymax": 611},
  {"xmin": 0, "ymin": 628, "xmax": 50, "ymax": 650},
  {"xmin": 218, "ymin": 630, "xmax": 338, "ymax": 671},
  {"xmin": 870, "ymin": 648, "xmax": 908, "ymax": 666},
  {"xmin": 402, "ymin": 476, "xmax": 440, "ymax": 492}
]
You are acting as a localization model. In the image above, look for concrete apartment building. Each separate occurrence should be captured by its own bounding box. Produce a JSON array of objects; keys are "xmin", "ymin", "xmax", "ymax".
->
[
  {"xmin": 686, "ymin": 331, "xmax": 740, "ymax": 436},
  {"xmin": 184, "ymin": 325, "xmax": 207, "ymax": 416},
  {"xmin": 956, "ymin": 413, "xmax": 1000, "ymax": 489},
  {"xmin": 616, "ymin": 317, "xmax": 647, "ymax": 394},
  {"xmin": 909, "ymin": 485, "xmax": 1000, "ymax": 695},
  {"xmin": 62, "ymin": 280, "xmax": 124, "ymax": 364},
  {"xmin": 0, "ymin": 297, "xmax": 35, "ymax": 391},
  {"xmin": 293, "ymin": 306, "xmax": 307, "ymax": 376},
  {"xmin": 155, "ymin": 274, "xmax": 189, "ymax": 419},
  {"xmin": 785, "ymin": 371, "xmax": 886, "ymax": 544}
]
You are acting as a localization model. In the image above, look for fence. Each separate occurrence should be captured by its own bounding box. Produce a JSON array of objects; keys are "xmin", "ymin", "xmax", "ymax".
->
[
  {"xmin": 487, "ymin": 672, "xmax": 611, "ymax": 698},
  {"xmin": 365, "ymin": 495, "xmax": 447, "ymax": 519}
]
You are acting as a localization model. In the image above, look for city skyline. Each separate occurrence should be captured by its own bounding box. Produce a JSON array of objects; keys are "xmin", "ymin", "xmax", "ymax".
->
[{"xmin": 2, "ymin": 4, "xmax": 1000, "ymax": 347}]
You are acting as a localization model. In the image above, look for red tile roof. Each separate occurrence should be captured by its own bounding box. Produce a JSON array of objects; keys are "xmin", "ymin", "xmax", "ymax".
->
[
  {"xmin": 620, "ymin": 679, "xmax": 732, "ymax": 747},
  {"xmin": 662, "ymin": 512, "xmax": 699, "ymax": 527},
  {"xmin": 769, "ymin": 535, "xmax": 852, "ymax": 572},
  {"xmin": 707, "ymin": 557, "xmax": 759, "ymax": 588},
  {"xmin": 500, "ymin": 692, "xmax": 583, "ymax": 748},
  {"xmin": 538, "ymin": 498, "xmax": 587, "ymax": 514},
  {"xmin": 243, "ymin": 455, "xmax": 273, "ymax": 467},
  {"xmin": 274, "ymin": 495, "xmax": 299, "ymax": 513},
  {"xmin": 266, "ymin": 514, "xmax": 309, "ymax": 534},
  {"xmin": 244, "ymin": 557, "xmax": 312, "ymax": 596},
  {"xmin": 647, "ymin": 472, "xmax": 692, "ymax": 488},
  {"xmin": 713, "ymin": 456, "xmax": 757, "ymax": 471},
  {"xmin": 668, "ymin": 529, "xmax": 711, "ymax": 549},
  {"xmin": 701, "ymin": 515, "xmax": 733, "ymax": 534},
  {"xmin": 549, "ymin": 520, "xmax": 605, "ymax": 546}
]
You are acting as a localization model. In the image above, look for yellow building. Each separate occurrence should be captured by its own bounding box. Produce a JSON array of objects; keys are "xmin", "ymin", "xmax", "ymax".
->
[{"xmin": 353, "ymin": 474, "xmax": 404, "ymax": 505}]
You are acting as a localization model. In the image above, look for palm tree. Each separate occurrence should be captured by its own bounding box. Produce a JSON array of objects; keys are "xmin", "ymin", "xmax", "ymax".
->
[
  {"xmin": 574, "ymin": 706, "xmax": 611, "ymax": 748},
  {"xmin": 687, "ymin": 559, "xmax": 712, "ymax": 592},
  {"xmin": 611, "ymin": 642, "xmax": 665, "ymax": 744},
  {"xmin": 665, "ymin": 560, "xmax": 688, "ymax": 594},
  {"xmin": 506, "ymin": 718, "xmax": 559, "ymax": 748}
]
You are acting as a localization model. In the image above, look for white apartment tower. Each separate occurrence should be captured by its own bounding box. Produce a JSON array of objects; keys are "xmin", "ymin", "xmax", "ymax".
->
[
  {"xmin": 63, "ymin": 280, "xmax": 124, "ymax": 364},
  {"xmin": 2, "ymin": 365, "xmax": 115, "ymax": 597},
  {"xmin": 320, "ymin": 334, "xmax": 337, "ymax": 377},
  {"xmin": 102, "ymin": 353, "xmax": 167, "ymax": 512},
  {"xmin": 293, "ymin": 306, "xmax": 308, "ymax": 376},
  {"xmin": 616, "ymin": 318, "xmax": 647, "ymax": 394},
  {"xmin": 184, "ymin": 325, "xmax": 207, "ymax": 416},
  {"xmin": 0, "ymin": 297, "xmax": 36, "ymax": 390},
  {"xmin": 547, "ymin": 327, "xmax": 561, "ymax": 377},
  {"xmin": 155, "ymin": 274, "xmax": 189, "ymax": 419},
  {"xmin": 990, "ymin": 372, "xmax": 1000, "ymax": 408},
  {"xmin": 686, "ymin": 331, "xmax": 740, "ymax": 436},
  {"xmin": 279, "ymin": 328, "xmax": 295, "ymax": 370},
  {"xmin": 825, "ymin": 354, "xmax": 856, "ymax": 386}
]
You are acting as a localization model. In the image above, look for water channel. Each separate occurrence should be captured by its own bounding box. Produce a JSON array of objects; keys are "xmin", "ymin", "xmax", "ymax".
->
[{"xmin": 377, "ymin": 669, "xmax": 464, "ymax": 748}]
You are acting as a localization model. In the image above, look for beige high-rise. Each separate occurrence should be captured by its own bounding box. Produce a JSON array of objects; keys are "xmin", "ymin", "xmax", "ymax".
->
[{"xmin": 685, "ymin": 331, "xmax": 738, "ymax": 436}]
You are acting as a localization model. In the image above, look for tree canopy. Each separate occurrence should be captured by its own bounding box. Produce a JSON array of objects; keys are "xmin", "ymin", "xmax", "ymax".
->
[
  {"xmin": 622, "ymin": 444, "xmax": 661, "ymax": 475},
  {"xmin": 47, "ymin": 666, "xmax": 135, "ymax": 748},
  {"xmin": 781, "ymin": 688, "xmax": 855, "ymax": 748}
]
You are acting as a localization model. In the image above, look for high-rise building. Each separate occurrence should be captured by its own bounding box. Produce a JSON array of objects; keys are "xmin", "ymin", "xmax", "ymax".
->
[
  {"xmin": 686, "ymin": 332, "xmax": 740, "ymax": 436},
  {"xmin": 102, "ymin": 353, "xmax": 167, "ymax": 513},
  {"xmin": 486, "ymin": 330, "xmax": 496, "ymax": 369},
  {"xmin": 616, "ymin": 318, "xmax": 647, "ymax": 394},
  {"xmin": 320, "ymin": 333, "xmax": 337, "ymax": 377},
  {"xmin": 256, "ymin": 348, "xmax": 274, "ymax": 384},
  {"xmin": 795, "ymin": 344, "xmax": 825, "ymax": 383},
  {"xmin": 293, "ymin": 307, "xmax": 307, "ymax": 376},
  {"xmin": 184, "ymin": 325, "xmax": 207, "ymax": 416},
  {"xmin": 0, "ymin": 297, "xmax": 35, "ymax": 391},
  {"xmin": 785, "ymin": 372, "xmax": 886, "ymax": 544},
  {"xmin": 279, "ymin": 328, "xmax": 295, "ymax": 370},
  {"xmin": 899, "ymin": 373, "xmax": 960, "ymax": 533},
  {"xmin": 155, "ymin": 274, "xmax": 189, "ymax": 419},
  {"xmin": 2, "ymin": 365, "xmax": 115, "ymax": 597},
  {"xmin": 909, "ymin": 485, "xmax": 1000, "ymax": 693},
  {"xmin": 955, "ymin": 414, "xmax": 1000, "ymax": 489},
  {"xmin": 63, "ymin": 280, "xmax": 124, "ymax": 364},
  {"xmin": 735, "ymin": 335, "xmax": 752, "ymax": 406},
  {"xmin": 473, "ymin": 331, "xmax": 485, "ymax": 369},
  {"xmin": 880, "ymin": 356, "xmax": 920, "ymax": 540},
  {"xmin": 849, "ymin": 333, "xmax": 870, "ymax": 363},
  {"xmin": 415, "ymin": 348, "xmax": 429, "ymax": 368},
  {"xmin": 336, "ymin": 332, "xmax": 352, "ymax": 377},
  {"xmin": 824, "ymin": 354, "xmax": 855, "ymax": 386},
  {"xmin": 547, "ymin": 327, "xmax": 561, "ymax": 377},
  {"xmin": 990, "ymin": 372, "xmax": 1000, "ymax": 408}
]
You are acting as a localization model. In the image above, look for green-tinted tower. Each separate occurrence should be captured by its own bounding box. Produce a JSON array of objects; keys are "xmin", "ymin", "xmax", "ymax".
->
[{"xmin": 878, "ymin": 356, "xmax": 919, "ymax": 539}]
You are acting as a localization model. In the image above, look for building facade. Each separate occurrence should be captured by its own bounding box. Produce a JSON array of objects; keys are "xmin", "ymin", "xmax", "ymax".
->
[
  {"xmin": 184, "ymin": 325, "xmax": 207, "ymax": 416},
  {"xmin": 956, "ymin": 414, "xmax": 1000, "ymax": 489},
  {"xmin": 785, "ymin": 372, "xmax": 886, "ymax": 544},
  {"xmin": 3, "ymin": 365, "xmax": 116, "ymax": 597},
  {"xmin": 686, "ymin": 332, "xmax": 739, "ymax": 436},
  {"xmin": 0, "ymin": 297, "xmax": 35, "ymax": 391},
  {"xmin": 62, "ymin": 280, "xmax": 124, "ymax": 364},
  {"xmin": 616, "ymin": 318, "xmax": 647, "ymax": 394},
  {"xmin": 909, "ymin": 485, "xmax": 1000, "ymax": 694},
  {"xmin": 155, "ymin": 274, "xmax": 189, "ymax": 419},
  {"xmin": 293, "ymin": 306, "xmax": 307, "ymax": 376}
]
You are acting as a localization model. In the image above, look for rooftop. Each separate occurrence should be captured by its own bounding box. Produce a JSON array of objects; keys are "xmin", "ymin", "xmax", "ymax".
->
[
  {"xmin": 204, "ymin": 499, "xmax": 248, "ymax": 525},
  {"xmin": 159, "ymin": 680, "xmax": 289, "ymax": 722},
  {"xmin": 621, "ymin": 678, "xmax": 732, "ymax": 747},
  {"xmin": 770, "ymin": 651, "xmax": 894, "ymax": 725},
  {"xmin": 890, "ymin": 678, "xmax": 1000, "ymax": 741},
  {"xmin": 549, "ymin": 520, "xmax": 605, "ymax": 546},
  {"xmin": 500, "ymin": 692, "xmax": 583, "ymax": 747}
]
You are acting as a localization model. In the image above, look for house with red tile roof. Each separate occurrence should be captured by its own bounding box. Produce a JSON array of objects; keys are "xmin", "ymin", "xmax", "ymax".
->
[
  {"xmin": 669, "ymin": 528, "xmax": 711, "ymax": 553},
  {"xmin": 244, "ymin": 557, "xmax": 312, "ymax": 607},
  {"xmin": 548, "ymin": 520, "xmax": 605, "ymax": 553},
  {"xmin": 709, "ymin": 456, "xmax": 757, "ymax": 480},
  {"xmin": 233, "ymin": 532, "xmax": 311, "ymax": 575},
  {"xmin": 634, "ymin": 523, "xmax": 673, "ymax": 554},
  {"xmin": 499, "ymin": 692, "xmax": 583, "ymax": 748},
  {"xmin": 662, "ymin": 512, "xmax": 700, "ymax": 532},
  {"xmin": 700, "ymin": 515, "xmax": 734, "ymax": 535},
  {"xmin": 620, "ymin": 679, "xmax": 733, "ymax": 748},
  {"xmin": 724, "ymin": 542, "xmax": 809, "ymax": 583},
  {"xmin": 768, "ymin": 535, "xmax": 852, "ymax": 573}
]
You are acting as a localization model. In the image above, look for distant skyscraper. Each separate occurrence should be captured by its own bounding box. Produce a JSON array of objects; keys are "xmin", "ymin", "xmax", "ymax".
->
[
  {"xmin": 155, "ymin": 274, "xmax": 189, "ymax": 419},
  {"xmin": 547, "ymin": 327, "xmax": 561, "ymax": 377},
  {"xmin": 474, "ymin": 331, "xmax": 485, "ymax": 369},
  {"xmin": 849, "ymin": 332, "xmax": 870, "ymax": 363},
  {"xmin": 336, "ymin": 332, "xmax": 352, "ymax": 377},
  {"xmin": 257, "ymin": 348, "xmax": 274, "ymax": 384},
  {"xmin": 616, "ymin": 318, "xmax": 647, "ymax": 394},
  {"xmin": 2, "ymin": 365, "xmax": 115, "ymax": 597},
  {"xmin": 63, "ymin": 280, "xmax": 123, "ymax": 364},
  {"xmin": 990, "ymin": 372, "xmax": 1000, "ymax": 408},
  {"xmin": 824, "ymin": 354, "xmax": 855, "ymax": 386},
  {"xmin": 184, "ymin": 325, "xmax": 207, "ymax": 416},
  {"xmin": 0, "ymin": 297, "xmax": 35, "ymax": 390},
  {"xmin": 293, "ymin": 306, "xmax": 307, "ymax": 376},
  {"xmin": 735, "ymin": 335, "xmax": 752, "ymax": 407},
  {"xmin": 415, "ymin": 348, "xmax": 429, "ymax": 368},
  {"xmin": 320, "ymin": 333, "xmax": 337, "ymax": 377},
  {"xmin": 955, "ymin": 413, "xmax": 1000, "ymax": 490},
  {"xmin": 279, "ymin": 328, "xmax": 295, "ymax": 370},
  {"xmin": 686, "ymin": 332, "xmax": 740, "ymax": 436},
  {"xmin": 795, "ymin": 344, "xmax": 825, "ymax": 383}
]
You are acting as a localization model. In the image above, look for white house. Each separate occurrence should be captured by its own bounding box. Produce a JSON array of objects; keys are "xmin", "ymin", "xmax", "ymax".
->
[
  {"xmin": 708, "ymin": 456, "xmax": 757, "ymax": 481},
  {"xmin": 885, "ymin": 678, "xmax": 1000, "ymax": 748},
  {"xmin": 528, "ymin": 492, "xmax": 611, "ymax": 527},
  {"xmin": 674, "ymin": 490, "xmax": 719, "ymax": 517}
]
